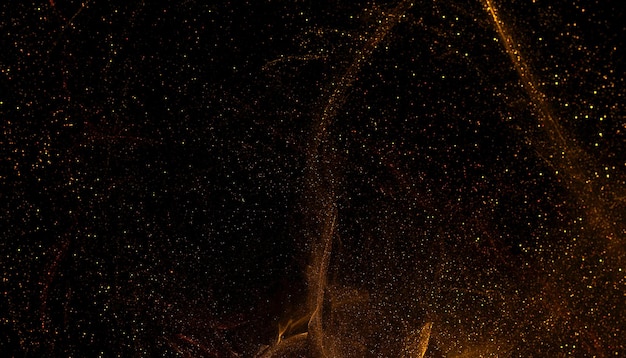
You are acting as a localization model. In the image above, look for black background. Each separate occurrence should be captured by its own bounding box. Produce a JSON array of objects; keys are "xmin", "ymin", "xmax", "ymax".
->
[{"xmin": 2, "ymin": 0, "xmax": 625, "ymax": 356}]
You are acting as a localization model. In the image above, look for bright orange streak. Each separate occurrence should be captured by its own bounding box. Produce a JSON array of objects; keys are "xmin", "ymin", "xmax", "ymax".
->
[
  {"xmin": 483, "ymin": 3, "xmax": 625, "ymax": 355},
  {"xmin": 483, "ymin": 0, "xmax": 567, "ymax": 147},
  {"xmin": 402, "ymin": 322, "xmax": 433, "ymax": 358},
  {"xmin": 482, "ymin": 0, "xmax": 625, "ymax": 232}
]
